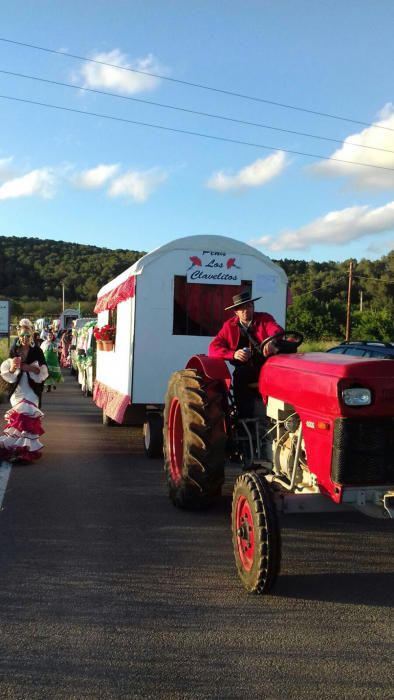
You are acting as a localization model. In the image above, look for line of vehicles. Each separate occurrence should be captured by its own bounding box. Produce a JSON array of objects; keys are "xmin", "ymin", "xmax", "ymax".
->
[
  {"xmin": 34, "ymin": 310, "xmax": 97, "ymax": 397},
  {"xmin": 91, "ymin": 234, "xmax": 394, "ymax": 594},
  {"xmin": 34, "ymin": 308, "xmax": 81, "ymax": 335},
  {"xmin": 33, "ymin": 234, "xmax": 394, "ymax": 595}
]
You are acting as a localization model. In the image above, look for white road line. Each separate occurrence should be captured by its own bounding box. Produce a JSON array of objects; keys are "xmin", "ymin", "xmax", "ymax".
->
[{"xmin": 0, "ymin": 461, "xmax": 12, "ymax": 509}]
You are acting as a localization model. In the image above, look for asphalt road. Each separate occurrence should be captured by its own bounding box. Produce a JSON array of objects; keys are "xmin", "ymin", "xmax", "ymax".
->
[{"xmin": 0, "ymin": 374, "xmax": 393, "ymax": 700}]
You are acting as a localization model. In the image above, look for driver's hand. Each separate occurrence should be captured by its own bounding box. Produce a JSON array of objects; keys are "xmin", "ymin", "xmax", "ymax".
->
[
  {"xmin": 262, "ymin": 341, "xmax": 276, "ymax": 357},
  {"xmin": 233, "ymin": 348, "xmax": 251, "ymax": 363}
]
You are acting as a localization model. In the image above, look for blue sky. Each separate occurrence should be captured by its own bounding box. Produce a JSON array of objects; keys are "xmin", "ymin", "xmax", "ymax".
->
[{"xmin": 1, "ymin": 0, "xmax": 393, "ymax": 262}]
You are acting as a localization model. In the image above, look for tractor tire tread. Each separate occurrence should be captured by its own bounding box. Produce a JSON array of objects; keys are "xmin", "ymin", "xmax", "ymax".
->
[
  {"xmin": 232, "ymin": 471, "xmax": 281, "ymax": 594},
  {"xmin": 163, "ymin": 369, "xmax": 226, "ymax": 509}
]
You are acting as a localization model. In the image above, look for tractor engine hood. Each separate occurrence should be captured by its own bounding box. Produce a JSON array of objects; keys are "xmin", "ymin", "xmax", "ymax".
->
[{"xmin": 259, "ymin": 352, "xmax": 394, "ymax": 418}]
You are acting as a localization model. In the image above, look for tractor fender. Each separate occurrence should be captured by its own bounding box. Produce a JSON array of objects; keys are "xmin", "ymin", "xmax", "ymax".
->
[{"xmin": 185, "ymin": 354, "xmax": 232, "ymax": 393}]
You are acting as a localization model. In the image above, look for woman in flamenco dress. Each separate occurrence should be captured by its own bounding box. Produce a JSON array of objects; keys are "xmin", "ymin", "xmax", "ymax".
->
[
  {"xmin": 0, "ymin": 319, "xmax": 48, "ymax": 463},
  {"xmin": 41, "ymin": 329, "xmax": 64, "ymax": 392}
]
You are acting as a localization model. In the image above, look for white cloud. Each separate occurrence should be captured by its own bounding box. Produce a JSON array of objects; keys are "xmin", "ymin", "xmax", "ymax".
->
[
  {"xmin": 252, "ymin": 200, "xmax": 394, "ymax": 252},
  {"xmin": 310, "ymin": 105, "xmax": 394, "ymax": 191},
  {"xmin": 73, "ymin": 163, "xmax": 120, "ymax": 189},
  {"xmin": 0, "ymin": 160, "xmax": 167, "ymax": 203},
  {"xmin": 207, "ymin": 152, "xmax": 287, "ymax": 192},
  {"xmin": 108, "ymin": 168, "xmax": 168, "ymax": 202},
  {"xmin": 76, "ymin": 49, "xmax": 163, "ymax": 94},
  {"xmin": 366, "ymin": 237, "xmax": 394, "ymax": 256},
  {"xmin": 0, "ymin": 157, "xmax": 14, "ymax": 181},
  {"xmin": 0, "ymin": 168, "xmax": 56, "ymax": 200}
]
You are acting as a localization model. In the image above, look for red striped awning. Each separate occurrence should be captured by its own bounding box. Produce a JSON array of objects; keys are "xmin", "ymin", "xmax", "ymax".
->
[{"xmin": 94, "ymin": 275, "xmax": 136, "ymax": 314}]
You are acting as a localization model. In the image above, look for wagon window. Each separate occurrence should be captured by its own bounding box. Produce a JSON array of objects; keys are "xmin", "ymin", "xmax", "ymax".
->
[
  {"xmin": 108, "ymin": 307, "xmax": 117, "ymax": 345},
  {"xmin": 109, "ymin": 308, "xmax": 117, "ymax": 327},
  {"xmin": 173, "ymin": 276, "xmax": 252, "ymax": 336}
]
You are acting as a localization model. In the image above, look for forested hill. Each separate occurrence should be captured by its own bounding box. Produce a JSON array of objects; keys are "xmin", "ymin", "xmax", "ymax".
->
[
  {"xmin": 0, "ymin": 235, "xmax": 393, "ymax": 339},
  {"xmin": 0, "ymin": 236, "xmax": 144, "ymax": 301},
  {"xmin": 1, "ymin": 234, "xmax": 393, "ymax": 308},
  {"xmin": 281, "ymin": 252, "xmax": 394, "ymax": 340},
  {"xmin": 282, "ymin": 252, "xmax": 394, "ymax": 308}
]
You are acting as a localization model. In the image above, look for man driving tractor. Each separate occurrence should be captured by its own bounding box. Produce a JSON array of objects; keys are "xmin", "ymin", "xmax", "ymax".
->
[{"xmin": 208, "ymin": 289, "xmax": 284, "ymax": 416}]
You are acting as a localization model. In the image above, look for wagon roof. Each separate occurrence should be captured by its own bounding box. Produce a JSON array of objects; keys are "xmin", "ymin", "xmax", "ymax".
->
[{"xmin": 97, "ymin": 234, "xmax": 287, "ymax": 297}]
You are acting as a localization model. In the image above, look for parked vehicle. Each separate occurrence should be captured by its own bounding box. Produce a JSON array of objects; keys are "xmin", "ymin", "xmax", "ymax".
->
[
  {"xmin": 327, "ymin": 340, "xmax": 394, "ymax": 359},
  {"xmin": 93, "ymin": 234, "xmax": 289, "ymax": 456},
  {"xmin": 163, "ymin": 336, "xmax": 394, "ymax": 594}
]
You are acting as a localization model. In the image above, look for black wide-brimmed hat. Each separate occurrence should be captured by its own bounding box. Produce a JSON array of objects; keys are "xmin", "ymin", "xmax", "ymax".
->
[{"xmin": 225, "ymin": 290, "xmax": 261, "ymax": 311}]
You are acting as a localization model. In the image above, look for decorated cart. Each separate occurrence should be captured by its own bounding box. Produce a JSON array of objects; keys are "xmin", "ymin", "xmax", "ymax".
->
[
  {"xmin": 71, "ymin": 318, "xmax": 97, "ymax": 395},
  {"xmin": 93, "ymin": 234, "xmax": 288, "ymax": 456}
]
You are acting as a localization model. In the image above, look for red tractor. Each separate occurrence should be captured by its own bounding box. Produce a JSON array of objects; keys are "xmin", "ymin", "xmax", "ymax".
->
[{"xmin": 163, "ymin": 333, "xmax": 394, "ymax": 594}]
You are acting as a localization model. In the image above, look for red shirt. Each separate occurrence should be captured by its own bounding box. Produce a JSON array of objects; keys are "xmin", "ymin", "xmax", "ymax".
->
[{"xmin": 208, "ymin": 313, "xmax": 284, "ymax": 361}]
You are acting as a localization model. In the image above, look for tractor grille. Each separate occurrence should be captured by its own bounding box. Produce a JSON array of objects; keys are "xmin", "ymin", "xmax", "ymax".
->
[{"xmin": 331, "ymin": 417, "xmax": 394, "ymax": 485}]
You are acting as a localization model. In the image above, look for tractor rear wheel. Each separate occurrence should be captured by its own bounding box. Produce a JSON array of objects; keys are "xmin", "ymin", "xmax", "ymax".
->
[
  {"xmin": 232, "ymin": 472, "xmax": 281, "ymax": 594},
  {"xmin": 163, "ymin": 369, "xmax": 227, "ymax": 509}
]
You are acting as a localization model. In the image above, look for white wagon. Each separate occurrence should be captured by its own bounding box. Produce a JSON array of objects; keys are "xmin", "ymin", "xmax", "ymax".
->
[
  {"xmin": 93, "ymin": 234, "xmax": 288, "ymax": 456},
  {"xmin": 59, "ymin": 308, "xmax": 80, "ymax": 331}
]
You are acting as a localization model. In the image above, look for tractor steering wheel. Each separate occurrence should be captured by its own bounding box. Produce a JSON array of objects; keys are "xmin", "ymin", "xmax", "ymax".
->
[{"xmin": 259, "ymin": 331, "xmax": 304, "ymax": 355}]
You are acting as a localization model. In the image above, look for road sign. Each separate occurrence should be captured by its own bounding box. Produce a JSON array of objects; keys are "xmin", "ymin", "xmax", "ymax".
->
[{"xmin": 0, "ymin": 300, "xmax": 11, "ymax": 338}]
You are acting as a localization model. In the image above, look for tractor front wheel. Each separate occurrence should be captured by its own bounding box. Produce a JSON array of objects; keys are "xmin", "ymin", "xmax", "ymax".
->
[
  {"xmin": 232, "ymin": 472, "xmax": 281, "ymax": 594},
  {"xmin": 143, "ymin": 412, "xmax": 164, "ymax": 458},
  {"xmin": 163, "ymin": 369, "xmax": 227, "ymax": 509}
]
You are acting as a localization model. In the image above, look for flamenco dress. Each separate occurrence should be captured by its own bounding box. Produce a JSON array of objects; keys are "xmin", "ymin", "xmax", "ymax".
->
[
  {"xmin": 41, "ymin": 340, "xmax": 64, "ymax": 389},
  {"xmin": 60, "ymin": 339, "xmax": 72, "ymax": 368},
  {"xmin": 0, "ymin": 359, "xmax": 49, "ymax": 462}
]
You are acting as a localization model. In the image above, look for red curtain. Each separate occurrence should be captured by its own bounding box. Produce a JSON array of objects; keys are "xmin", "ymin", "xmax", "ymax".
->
[{"xmin": 173, "ymin": 277, "xmax": 251, "ymax": 336}]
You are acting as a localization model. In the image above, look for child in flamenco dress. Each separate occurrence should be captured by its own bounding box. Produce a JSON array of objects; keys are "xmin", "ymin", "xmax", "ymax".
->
[
  {"xmin": 0, "ymin": 319, "xmax": 48, "ymax": 463},
  {"xmin": 40, "ymin": 329, "xmax": 64, "ymax": 392}
]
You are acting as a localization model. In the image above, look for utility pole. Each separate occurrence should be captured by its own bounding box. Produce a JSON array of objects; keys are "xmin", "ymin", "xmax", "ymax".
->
[
  {"xmin": 345, "ymin": 260, "xmax": 353, "ymax": 341},
  {"xmin": 360, "ymin": 290, "xmax": 363, "ymax": 312},
  {"xmin": 61, "ymin": 282, "xmax": 65, "ymax": 312}
]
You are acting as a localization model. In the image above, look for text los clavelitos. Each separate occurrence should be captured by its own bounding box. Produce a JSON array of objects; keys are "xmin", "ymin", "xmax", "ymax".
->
[
  {"xmin": 190, "ymin": 269, "xmax": 238, "ymax": 281},
  {"xmin": 190, "ymin": 251, "xmax": 240, "ymax": 281}
]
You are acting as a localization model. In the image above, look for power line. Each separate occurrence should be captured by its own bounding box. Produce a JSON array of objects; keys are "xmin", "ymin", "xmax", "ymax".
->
[
  {"xmin": 354, "ymin": 274, "xmax": 394, "ymax": 283},
  {"xmin": 2, "ymin": 92, "xmax": 394, "ymax": 172},
  {"xmin": 1, "ymin": 36, "xmax": 393, "ymax": 133},
  {"xmin": 294, "ymin": 277, "xmax": 348, "ymax": 298},
  {"xmin": 1, "ymin": 68, "xmax": 393, "ymax": 156},
  {"xmin": 293, "ymin": 273, "xmax": 394, "ymax": 299}
]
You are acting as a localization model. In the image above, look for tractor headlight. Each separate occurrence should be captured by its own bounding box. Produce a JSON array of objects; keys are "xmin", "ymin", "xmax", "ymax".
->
[{"xmin": 342, "ymin": 387, "xmax": 372, "ymax": 406}]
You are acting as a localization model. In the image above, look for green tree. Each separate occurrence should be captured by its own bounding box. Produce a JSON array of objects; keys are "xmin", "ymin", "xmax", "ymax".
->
[{"xmin": 351, "ymin": 310, "xmax": 394, "ymax": 341}]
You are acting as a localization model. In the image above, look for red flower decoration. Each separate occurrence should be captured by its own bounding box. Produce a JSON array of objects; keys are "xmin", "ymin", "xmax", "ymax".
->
[
  {"xmin": 94, "ymin": 325, "xmax": 116, "ymax": 341},
  {"xmin": 187, "ymin": 255, "xmax": 202, "ymax": 270}
]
